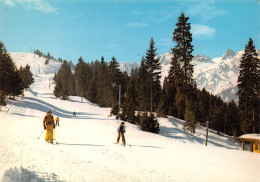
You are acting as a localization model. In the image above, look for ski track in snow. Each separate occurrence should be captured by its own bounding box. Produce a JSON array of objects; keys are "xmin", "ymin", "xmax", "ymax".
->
[{"xmin": 1, "ymin": 53, "xmax": 260, "ymax": 182}]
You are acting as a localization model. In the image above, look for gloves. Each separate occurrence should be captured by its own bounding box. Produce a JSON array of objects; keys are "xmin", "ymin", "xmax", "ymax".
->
[{"xmin": 44, "ymin": 125, "xmax": 46, "ymax": 130}]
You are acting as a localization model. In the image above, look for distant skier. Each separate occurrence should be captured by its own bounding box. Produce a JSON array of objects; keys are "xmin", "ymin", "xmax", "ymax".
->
[
  {"xmin": 43, "ymin": 110, "xmax": 55, "ymax": 143},
  {"xmin": 116, "ymin": 122, "xmax": 126, "ymax": 146},
  {"xmin": 55, "ymin": 117, "xmax": 60, "ymax": 126},
  {"xmin": 73, "ymin": 111, "xmax": 76, "ymax": 117}
]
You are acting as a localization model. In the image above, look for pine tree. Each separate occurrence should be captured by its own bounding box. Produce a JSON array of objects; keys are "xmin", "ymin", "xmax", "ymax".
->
[
  {"xmin": 139, "ymin": 112, "xmax": 160, "ymax": 134},
  {"xmin": 53, "ymin": 60, "xmax": 75, "ymax": 100},
  {"xmin": 170, "ymin": 12, "xmax": 197, "ymax": 132},
  {"xmin": 87, "ymin": 76, "xmax": 98, "ymax": 103},
  {"xmin": 54, "ymin": 77, "xmax": 63, "ymax": 98},
  {"xmin": 9, "ymin": 70, "xmax": 23, "ymax": 99},
  {"xmin": 0, "ymin": 41, "xmax": 23, "ymax": 101},
  {"xmin": 96, "ymin": 57, "xmax": 108, "ymax": 106},
  {"xmin": 74, "ymin": 57, "xmax": 88, "ymax": 99},
  {"xmin": 196, "ymin": 88, "xmax": 210, "ymax": 124},
  {"xmin": 18, "ymin": 64, "xmax": 34, "ymax": 91},
  {"xmin": 108, "ymin": 56, "xmax": 123, "ymax": 107},
  {"xmin": 184, "ymin": 98, "xmax": 196, "ymax": 133},
  {"xmin": 121, "ymin": 76, "xmax": 138, "ymax": 123},
  {"xmin": 211, "ymin": 97, "xmax": 225, "ymax": 133},
  {"xmin": 137, "ymin": 57, "xmax": 150, "ymax": 111},
  {"xmin": 68, "ymin": 74, "xmax": 76, "ymax": 96},
  {"xmin": 172, "ymin": 12, "xmax": 194, "ymax": 90},
  {"xmin": 226, "ymin": 101, "xmax": 240, "ymax": 136},
  {"xmin": 237, "ymin": 38, "xmax": 260, "ymax": 133},
  {"xmin": 157, "ymin": 78, "xmax": 168, "ymax": 117},
  {"xmin": 145, "ymin": 38, "xmax": 161, "ymax": 112}
]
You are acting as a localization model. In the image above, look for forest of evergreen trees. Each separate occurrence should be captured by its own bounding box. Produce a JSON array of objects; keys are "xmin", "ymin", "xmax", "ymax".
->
[
  {"xmin": 0, "ymin": 41, "xmax": 34, "ymax": 108},
  {"xmin": 53, "ymin": 13, "xmax": 259, "ymax": 136}
]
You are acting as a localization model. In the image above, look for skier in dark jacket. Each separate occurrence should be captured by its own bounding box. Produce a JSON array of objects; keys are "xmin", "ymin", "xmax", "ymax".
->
[{"xmin": 116, "ymin": 122, "xmax": 126, "ymax": 146}]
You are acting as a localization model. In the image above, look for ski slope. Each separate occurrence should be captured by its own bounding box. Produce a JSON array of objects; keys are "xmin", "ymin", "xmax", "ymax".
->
[{"xmin": 1, "ymin": 53, "xmax": 260, "ymax": 182}]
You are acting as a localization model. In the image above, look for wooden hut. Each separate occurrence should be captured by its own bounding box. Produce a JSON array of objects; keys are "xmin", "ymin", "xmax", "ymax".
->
[{"xmin": 235, "ymin": 134, "xmax": 260, "ymax": 153}]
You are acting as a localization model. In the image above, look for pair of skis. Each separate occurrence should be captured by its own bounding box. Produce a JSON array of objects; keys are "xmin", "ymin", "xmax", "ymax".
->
[
  {"xmin": 113, "ymin": 142, "xmax": 132, "ymax": 147},
  {"xmin": 38, "ymin": 129, "xmax": 58, "ymax": 144},
  {"xmin": 46, "ymin": 140, "xmax": 59, "ymax": 145}
]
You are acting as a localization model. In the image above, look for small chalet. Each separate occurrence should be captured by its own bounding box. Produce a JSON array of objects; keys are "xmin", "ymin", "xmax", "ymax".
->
[{"xmin": 235, "ymin": 134, "xmax": 260, "ymax": 153}]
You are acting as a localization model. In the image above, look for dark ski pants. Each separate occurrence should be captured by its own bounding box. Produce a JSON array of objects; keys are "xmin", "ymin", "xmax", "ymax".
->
[{"xmin": 117, "ymin": 131, "xmax": 126, "ymax": 145}]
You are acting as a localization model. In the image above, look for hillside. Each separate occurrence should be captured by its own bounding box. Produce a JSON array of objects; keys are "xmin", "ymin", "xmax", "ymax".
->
[{"xmin": 0, "ymin": 52, "xmax": 260, "ymax": 182}]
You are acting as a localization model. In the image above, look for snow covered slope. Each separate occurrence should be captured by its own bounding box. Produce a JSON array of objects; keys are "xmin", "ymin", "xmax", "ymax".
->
[
  {"xmin": 0, "ymin": 52, "xmax": 260, "ymax": 182},
  {"xmin": 9, "ymin": 53, "xmax": 62, "ymax": 75}
]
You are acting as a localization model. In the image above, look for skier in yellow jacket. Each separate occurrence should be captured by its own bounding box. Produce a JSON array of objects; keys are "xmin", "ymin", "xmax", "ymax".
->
[
  {"xmin": 43, "ymin": 110, "xmax": 55, "ymax": 143},
  {"xmin": 55, "ymin": 117, "xmax": 60, "ymax": 126}
]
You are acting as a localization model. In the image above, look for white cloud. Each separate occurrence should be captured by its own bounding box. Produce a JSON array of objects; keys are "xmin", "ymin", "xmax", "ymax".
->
[
  {"xmin": 3, "ymin": 0, "xmax": 15, "ymax": 6},
  {"xmin": 187, "ymin": 3, "xmax": 228, "ymax": 23},
  {"xmin": 1, "ymin": 0, "xmax": 56, "ymax": 12},
  {"xmin": 191, "ymin": 24, "xmax": 216, "ymax": 39},
  {"xmin": 126, "ymin": 22, "xmax": 148, "ymax": 28}
]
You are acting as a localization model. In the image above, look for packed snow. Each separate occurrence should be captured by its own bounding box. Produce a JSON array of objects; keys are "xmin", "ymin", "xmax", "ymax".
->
[{"xmin": 1, "ymin": 53, "xmax": 260, "ymax": 182}]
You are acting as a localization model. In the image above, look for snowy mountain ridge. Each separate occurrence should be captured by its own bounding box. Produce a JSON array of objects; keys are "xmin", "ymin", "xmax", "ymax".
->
[
  {"xmin": 119, "ymin": 61, "xmax": 139, "ymax": 74},
  {"xmin": 120, "ymin": 48, "xmax": 259, "ymax": 102}
]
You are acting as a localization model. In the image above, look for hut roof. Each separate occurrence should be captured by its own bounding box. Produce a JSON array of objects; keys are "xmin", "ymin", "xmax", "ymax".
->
[
  {"xmin": 235, "ymin": 134, "xmax": 260, "ymax": 144},
  {"xmin": 240, "ymin": 134, "xmax": 260, "ymax": 140}
]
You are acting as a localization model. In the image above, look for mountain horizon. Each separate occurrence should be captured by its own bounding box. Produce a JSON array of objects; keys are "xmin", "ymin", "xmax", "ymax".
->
[{"xmin": 8, "ymin": 48, "xmax": 259, "ymax": 103}]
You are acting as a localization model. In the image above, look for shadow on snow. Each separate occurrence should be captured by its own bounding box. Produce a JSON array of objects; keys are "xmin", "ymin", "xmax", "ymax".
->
[
  {"xmin": 159, "ymin": 117, "xmax": 239, "ymax": 150},
  {"xmin": 8, "ymin": 96, "xmax": 102, "ymax": 120},
  {"xmin": 57, "ymin": 143, "xmax": 105, "ymax": 147}
]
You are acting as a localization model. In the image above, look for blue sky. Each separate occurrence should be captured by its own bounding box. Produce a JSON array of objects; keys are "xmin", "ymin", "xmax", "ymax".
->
[{"xmin": 0, "ymin": 0, "xmax": 259, "ymax": 64}]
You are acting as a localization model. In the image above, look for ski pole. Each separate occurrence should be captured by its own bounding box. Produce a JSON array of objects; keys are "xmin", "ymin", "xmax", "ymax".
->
[
  {"xmin": 53, "ymin": 128, "xmax": 58, "ymax": 144},
  {"xmin": 37, "ymin": 129, "xmax": 45, "ymax": 139},
  {"xmin": 53, "ymin": 128, "xmax": 56, "ymax": 140}
]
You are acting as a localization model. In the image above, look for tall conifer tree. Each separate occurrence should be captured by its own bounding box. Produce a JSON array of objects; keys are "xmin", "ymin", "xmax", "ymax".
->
[
  {"xmin": 121, "ymin": 76, "xmax": 138, "ymax": 123},
  {"xmin": 137, "ymin": 57, "xmax": 150, "ymax": 111},
  {"xmin": 74, "ymin": 57, "xmax": 88, "ymax": 99},
  {"xmin": 237, "ymin": 38, "xmax": 260, "ymax": 133},
  {"xmin": 53, "ymin": 60, "xmax": 75, "ymax": 99},
  {"xmin": 145, "ymin": 38, "xmax": 161, "ymax": 112},
  {"xmin": 170, "ymin": 12, "xmax": 197, "ymax": 132},
  {"xmin": 108, "ymin": 56, "xmax": 123, "ymax": 108}
]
